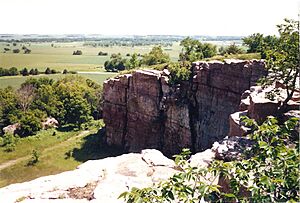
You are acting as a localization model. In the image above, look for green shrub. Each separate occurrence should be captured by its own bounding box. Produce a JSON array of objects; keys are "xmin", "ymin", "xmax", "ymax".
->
[
  {"xmin": 167, "ymin": 62, "xmax": 191, "ymax": 85},
  {"xmin": 2, "ymin": 133, "xmax": 19, "ymax": 152},
  {"xmin": 18, "ymin": 110, "xmax": 45, "ymax": 137},
  {"xmin": 27, "ymin": 149, "xmax": 40, "ymax": 166}
]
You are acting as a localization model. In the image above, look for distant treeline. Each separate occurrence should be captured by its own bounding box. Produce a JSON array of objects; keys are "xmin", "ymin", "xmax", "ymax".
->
[
  {"xmin": 0, "ymin": 67, "xmax": 76, "ymax": 77},
  {"xmin": 0, "ymin": 35, "xmax": 243, "ymax": 46}
]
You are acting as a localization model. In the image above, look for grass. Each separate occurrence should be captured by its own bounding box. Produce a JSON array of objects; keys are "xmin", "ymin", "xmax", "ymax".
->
[
  {"xmin": 206, "ymin": 53, "xmax": 261, "ymax": 61},
  {"xmin": 0, "ymin": 72, "xmax": 117, "ymax": 89},
  {"xmin": 0, "ymin": 120, "xmax": 122, "ymax": 188}
]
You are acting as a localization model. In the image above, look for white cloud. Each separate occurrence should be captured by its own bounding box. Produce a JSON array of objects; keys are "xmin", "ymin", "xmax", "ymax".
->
[{"xmin": 0, "ymin": 0, "xmax": 298, "ymax": 36}]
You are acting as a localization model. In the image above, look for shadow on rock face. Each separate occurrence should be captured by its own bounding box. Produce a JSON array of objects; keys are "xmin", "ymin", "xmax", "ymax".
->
[{"xmin": 68, "ymin": 127, "xmax": 124, "ymax": 162}]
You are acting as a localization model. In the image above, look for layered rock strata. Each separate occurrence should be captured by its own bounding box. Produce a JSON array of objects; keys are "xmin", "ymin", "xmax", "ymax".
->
[{"xmin": 103, "ymin": 60, "xmax": 267, "ymax": 156}]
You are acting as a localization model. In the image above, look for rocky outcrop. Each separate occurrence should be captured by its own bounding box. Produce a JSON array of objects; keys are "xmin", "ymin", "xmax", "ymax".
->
[
  {"xmin": 229, "ymin": 84, "xmax": 300, "ymax": 136},
  {"xmin": 0, "ymin": 149, "xmax": 215, "ymax": 203},
  {"xmin": 103, "ymin": 60, "xmax": 267, "ymax": 156}
]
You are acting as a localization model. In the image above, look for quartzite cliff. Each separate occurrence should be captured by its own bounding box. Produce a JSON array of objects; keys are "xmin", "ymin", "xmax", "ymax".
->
[{"xmin": 103, "ymin": 59, "xmax": 267, "ymax": 156}]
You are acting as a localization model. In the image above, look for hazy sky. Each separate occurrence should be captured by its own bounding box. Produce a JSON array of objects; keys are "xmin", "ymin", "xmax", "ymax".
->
[{"xmin": 0, "ymin": 0, "xmax": 298, "ymax": 36}]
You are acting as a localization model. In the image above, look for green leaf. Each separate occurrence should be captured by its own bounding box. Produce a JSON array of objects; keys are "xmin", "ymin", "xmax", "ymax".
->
[
  {"xmin": 223, "ymin": 193, "xmax": 236, "ymax": 198},
  {"xmin": 258, "ymin": 141, "xmax": 268, "ymax": 149},
  {"xmin": 118, "ymin": 191, "xmax": 128, "ymax": 199}
]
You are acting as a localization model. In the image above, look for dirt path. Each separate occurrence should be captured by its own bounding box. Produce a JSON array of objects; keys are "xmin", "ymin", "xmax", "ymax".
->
[{"xmin": 0, "ymin": 130, "xmax": 90, "ymax": 171}]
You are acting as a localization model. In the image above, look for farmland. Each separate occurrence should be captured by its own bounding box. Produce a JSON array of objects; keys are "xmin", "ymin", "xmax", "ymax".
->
[
  {"xmin": 0, "ymin": 39, "xmax": 255, "ymax": 89},
  {"xmin": 0, "ymin": 41, "xmax": 182, "ymax": 72}
]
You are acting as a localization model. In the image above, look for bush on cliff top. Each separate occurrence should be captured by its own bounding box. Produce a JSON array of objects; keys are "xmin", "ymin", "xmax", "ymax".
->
[{"xmin": 167, "ymin": 62, "xmax": 191, "ymax": 85}]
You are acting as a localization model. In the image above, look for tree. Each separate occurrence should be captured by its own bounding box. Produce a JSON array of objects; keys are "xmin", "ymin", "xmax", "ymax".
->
[
  {"xmin": 13, "ymin": 49, "xmax": 20, "ymax": 53},
  {"xmin": 54, "ymin": 76, "xmax": 98, "ymax": 125},
  {"xmin": 142, "ymin": 46, "xmax": 170, "ymax": 66},
  {"xmin": 17, "ymin": 110, "xmax": 44, "ymax": 137},
  {"xmin": 22, "ymin": 77, "xmax": 54, "ymax": 89},
  {"xmin": 202, "ymin": 43, "xmax": 217, "ymax": 58},
  {"xmin": 33, "ymin": 68, "xmax": 39, "ymax": 75},
  {"xmin": 242, "ymin": 33, "xmax": 264, "ymax": 53},
  {"xmin": 63, "ymin": 69, "xmax": 68, "ymax": 74},
  {"xmin": 33, "ymin": 84, "xmax": 64, "ymax": 120},
  {"xmin": 167, "ymin": 62, "xmax": 191, "ymax": 85},
  {"xmin": 2, "ymin": 133, "xmax": 18, "ymax": 152},
  {"xmin": 128, "ymin": 53, "xmax": 141, "ymax": 69},
  {"xmin": 179, "ymin": 37, "xmax": 217, "ymax": 62},
  {"xmin": 51, "ymin": 69, "xmax": 58, "ymax": 74},
  {"xmin": 0, "ymin": 87, "xmax": 18, "ymax": 128},
  {"xmin": 24, "ymin": 49, "xmax": 31, "ymax": 54},
  {"xmin": 8, "ymin": 67, "xmax": 19, "ymax": 76},
  {"xmin": 27, "ymin": 149, "xmax": 40, "ymax": 166},
  {"xmin": 20, "ymin": 68, "xmax": 29, "ymax": 76},
  {"xmin": 98, "ymin": 51, "xmax": 108, "ymax": 56},
  {"xmin": 219, "ymin": 43, "xmax": 244, "ymax": 55},
  {"xmin": 104, "ymin": 53, "xmax": 127, "ymax": 72},
  {"xmin": 45, "ymin": 67, "xmax": 51, "ymax": 74},
  {"xmin": 259, "ymin": 18, "xmax": 299, "ymax": 113},
  {"xmin": 62, "ymin": 91, "xmax": 91, "ymax": 126},
  {"xmin": 73, "ymin": 50, "xmax": 82, "ymax": 55},
  {"xmin": 16, "ymin": 84, "xmax": 36, "ymax": 112},
  {"xmin": 243, "ymin": 33, "xmax": 279, "ymax": 59},
  {"xmin": 29, "ymin": 69, "xmax": 35, "ymax": 75}
]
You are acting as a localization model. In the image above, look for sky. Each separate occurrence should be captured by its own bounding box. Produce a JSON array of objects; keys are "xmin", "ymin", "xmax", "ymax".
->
[{"xmin": 0, "ymin": 0, "xmax": 298, "ymax": 36}]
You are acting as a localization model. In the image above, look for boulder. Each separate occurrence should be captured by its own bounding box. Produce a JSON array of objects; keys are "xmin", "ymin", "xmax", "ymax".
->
[
  {"xmin": 228, "ymin": 111, "xmax": 250, "ymax": 137},
  {"xmin": 212, "ymin": 136, "xmax": 255, "ymax": 161},
  {"xmin": 42, "ymin": 117, "xmax": 59, "ymax": 129},
  {"xmin": 3, "ymin": 123, "xmax": 20, "ymax": 135}
]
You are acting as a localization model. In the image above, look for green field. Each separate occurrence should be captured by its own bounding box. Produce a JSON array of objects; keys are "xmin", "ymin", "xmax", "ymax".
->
[
  {"xmin": 0, "ymin": 72, "xmax": 116, "ymax": 89},
  {"xmin": 0, "ymin": 120, "xmax": 122, "ymax": 187},
  {"xmin": 0, "ymin": 42, "xmax": 181, "ymax": 72}
]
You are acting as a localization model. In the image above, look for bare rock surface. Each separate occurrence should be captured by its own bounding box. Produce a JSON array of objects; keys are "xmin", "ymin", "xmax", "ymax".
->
[
  {"xmin": 103, "ymin": 60, "xmax": 267, "ymax": 155},
  {"xmin": 0, "ymin": 149, "xmax": 215, "ymax": 203},
  {"xmin": 212, "ymin": 136, "xmax": 255, "ymax": 161}
]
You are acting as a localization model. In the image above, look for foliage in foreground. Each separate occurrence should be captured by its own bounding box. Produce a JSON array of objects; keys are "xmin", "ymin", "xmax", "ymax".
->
[{"xmin": 119, "ymin": 117, "xmax": 300, "ymax": 202}]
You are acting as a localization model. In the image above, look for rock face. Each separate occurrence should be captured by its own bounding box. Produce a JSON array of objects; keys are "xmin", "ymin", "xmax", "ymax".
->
[
  {"xmin": 0, "ymin": 149, "xmax": 215, "ymax": 203},
  {"xmin": 103, "ymin": 60, "xmax": 267, "ymax": 156}
]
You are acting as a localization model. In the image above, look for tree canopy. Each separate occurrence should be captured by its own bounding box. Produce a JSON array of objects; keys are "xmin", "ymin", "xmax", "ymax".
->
[
  {"xmin": 179, "ymin": 37, "xmax": 217, "ymax": 62},
  {"xmin": 142, "ymin": 46, "xmax": 170, "ymax": 66},
  {"xmin": 259, "ymin": 18, "xmax": 299, "ymax": 113},
  {"xmin": 0, "ymin": 76, "xmax": 103, "ymax": 137}
]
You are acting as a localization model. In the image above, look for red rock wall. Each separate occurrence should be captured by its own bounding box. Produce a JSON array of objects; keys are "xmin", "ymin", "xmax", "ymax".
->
[{"xmin": 103, "ymin": 60, "xmax": 266, "ymax": 156}]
